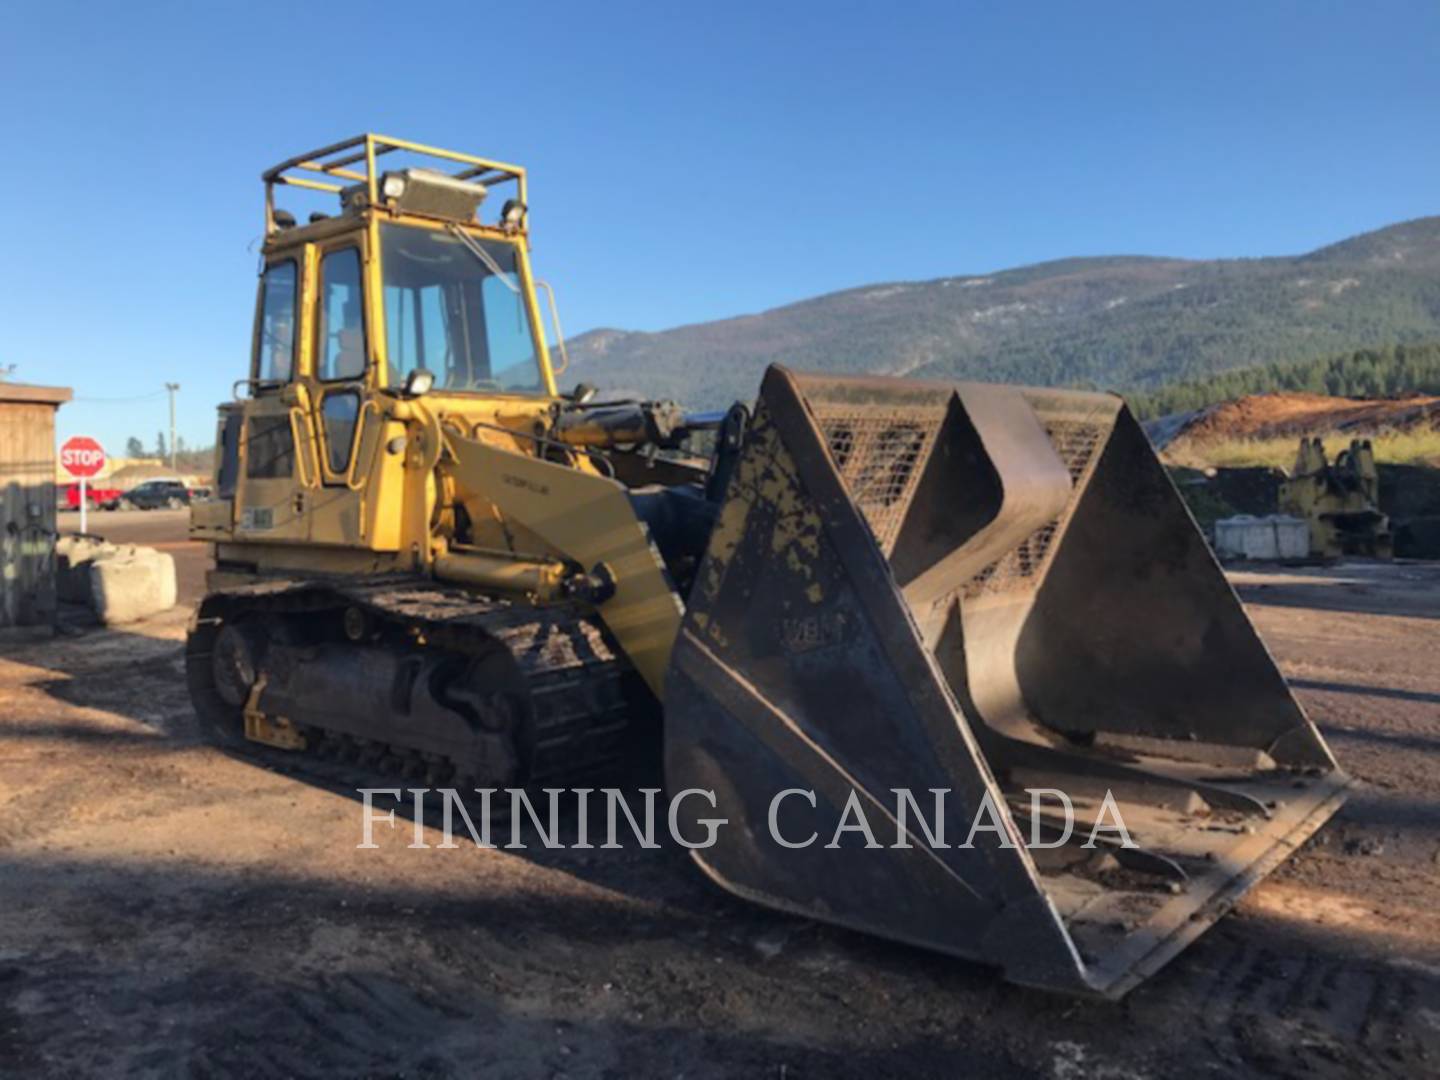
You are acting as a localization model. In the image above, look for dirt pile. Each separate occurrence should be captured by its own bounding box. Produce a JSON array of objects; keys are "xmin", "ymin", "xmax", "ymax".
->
[{"xmin": 1167, "ymin": 391, "xmax": 1440, "ymax": 449}]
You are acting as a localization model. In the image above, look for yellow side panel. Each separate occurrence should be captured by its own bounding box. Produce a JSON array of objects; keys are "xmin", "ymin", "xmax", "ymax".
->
[
  {"xmin": 363, "ymin": 419, "xmax": 407, "ymax": 551},
  {"xmin": 190, "ymin": 498, "xmax": 233, "ymax": 540},
  {"xmin": 303, "ymin": 488, "xmax": 370, "ymax": 546}
]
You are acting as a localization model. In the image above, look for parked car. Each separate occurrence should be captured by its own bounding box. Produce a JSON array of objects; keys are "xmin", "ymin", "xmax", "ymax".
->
[
  {"xmin": 114, "ymin": 480, "xmax": 192, "ymax": 511},
  {"xmin": 57, "ymin": 481, "xmax": 123, "ymax": 512}
]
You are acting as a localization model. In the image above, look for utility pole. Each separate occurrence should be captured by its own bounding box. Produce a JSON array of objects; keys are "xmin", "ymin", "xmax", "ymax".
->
[{"xmin": 165, "ymin": 382, "xmax": 180, "ymax": 471}]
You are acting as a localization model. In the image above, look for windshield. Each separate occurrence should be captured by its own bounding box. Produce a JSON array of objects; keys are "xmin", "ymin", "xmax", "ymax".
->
[{"xmin": 379, "ymin": 224, "xmax": 547, "ymax": 394}]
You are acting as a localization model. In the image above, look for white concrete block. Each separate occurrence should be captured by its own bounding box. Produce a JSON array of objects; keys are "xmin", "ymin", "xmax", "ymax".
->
[
  {"xmin": 55, "ymin": 536, "xmax": 118, "ymax": 604},
  {"xmin": 1214, "ymin": 514, "xmax": 1310, "ymax": 561},
  {"xmin": 87, "ymin": 548, "xmax": 178, "ymax": 625}
]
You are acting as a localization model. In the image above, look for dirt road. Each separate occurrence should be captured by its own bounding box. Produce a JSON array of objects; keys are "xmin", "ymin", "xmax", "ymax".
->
[{"xmin": 2, "ymin": 520, "xmax": 1438, "ymax": 1077}]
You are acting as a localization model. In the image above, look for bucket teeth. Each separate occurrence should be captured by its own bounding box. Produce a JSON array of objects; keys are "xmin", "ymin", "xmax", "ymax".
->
[{"xmin": 665, "ymin": 364, "xmax": 1349, "ymax": 999}]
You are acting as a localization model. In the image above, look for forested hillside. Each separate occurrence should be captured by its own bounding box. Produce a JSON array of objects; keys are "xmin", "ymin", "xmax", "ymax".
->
[
  {"xmin": 1130, "ymin": 341, "xmax": 1440, "ymax": 419},
  {"xmin": 564, "ymin": 217, "xmax": 1440, "ymax": 407}
]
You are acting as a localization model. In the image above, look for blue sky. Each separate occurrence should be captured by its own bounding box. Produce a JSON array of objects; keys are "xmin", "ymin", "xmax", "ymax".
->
[{"xmin": 3, "ymin": 1, "xmax": 1438, "ymax": 452}]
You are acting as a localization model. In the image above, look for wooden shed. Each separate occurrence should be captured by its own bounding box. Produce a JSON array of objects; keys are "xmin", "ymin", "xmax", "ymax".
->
[{"xmin": 1, "ymin": 383, "xmax": 73, "ymax": 629}]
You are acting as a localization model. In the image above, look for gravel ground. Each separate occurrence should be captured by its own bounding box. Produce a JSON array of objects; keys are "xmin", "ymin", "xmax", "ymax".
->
[{"xmin": 2, "ymin": 519, "xmax": 1437, "ymax": 1078}]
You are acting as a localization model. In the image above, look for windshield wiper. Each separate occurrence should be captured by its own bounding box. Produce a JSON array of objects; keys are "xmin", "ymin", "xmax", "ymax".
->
[{"xmin": 445, "ymin": 223, "xmax": 520, "ymax": 293}]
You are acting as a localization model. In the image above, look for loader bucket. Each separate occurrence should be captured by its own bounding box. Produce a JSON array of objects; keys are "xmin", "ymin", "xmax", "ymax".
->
[{"xmin": 664, "ymin": 365, "xmax": 1349, "ymax": 998}]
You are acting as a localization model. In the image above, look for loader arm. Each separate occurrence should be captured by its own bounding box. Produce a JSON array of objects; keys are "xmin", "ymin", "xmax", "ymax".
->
[{"xmin": 442, "ymin": 429, "xmax": 684, "ymax": 696}]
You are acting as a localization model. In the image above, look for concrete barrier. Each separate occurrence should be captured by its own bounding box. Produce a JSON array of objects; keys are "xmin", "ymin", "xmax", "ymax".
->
[
  {"xmin": 55, "ymin": 536, "xmax": 118, "ymax": 604},
  {"xmin": 1214, "ymin": 514, "xmax": 1311, "ymax": 561},
  {"xmin": 88, "ymin": 548, "xmax": 177, "ymax": 625},
  {"xmin": 55, "ymin": 535, "xmax": 177, "ymax": 625}
]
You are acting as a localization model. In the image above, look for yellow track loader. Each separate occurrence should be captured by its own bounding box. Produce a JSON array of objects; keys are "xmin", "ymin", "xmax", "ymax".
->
[
  {"xmin": 1280, "ymin": 436, "xmax": 1392, "ymax": 558},
  {"xmin": 189, "ymin": 135, "xmax": 1349, "ymax": 998}
]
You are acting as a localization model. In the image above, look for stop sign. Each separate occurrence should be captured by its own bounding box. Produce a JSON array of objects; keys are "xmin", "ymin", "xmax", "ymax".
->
[{"xmin": 60, "ymin": 436, "xmax": 107, "ymax": 479}]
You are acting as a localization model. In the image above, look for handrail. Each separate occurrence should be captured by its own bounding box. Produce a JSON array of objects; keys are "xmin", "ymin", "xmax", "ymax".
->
[
  {"xmin": 345, "ymin": 400, "xmax": 381, "ymax": 492},
  {"xmin": 265, "ymin": 134, "xmax": 525, "ymax": 190},
  {"xmin": 288, "ymin": 407, "xmax": 320, "ymax": 490},
  {"xmin": 465, "ymin": 418, "xmax": 616, "ymax": 479},
  {"xmin": 263, "ymin": 134, "xmax": 529, "ymax": 236},
  {"xmin": 536, "ymin": 281, "xmax": 570, "ymax": 377}
]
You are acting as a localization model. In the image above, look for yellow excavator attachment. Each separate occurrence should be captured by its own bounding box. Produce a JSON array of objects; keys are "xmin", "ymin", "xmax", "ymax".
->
[{"xmin": 665, "ymin": 365, "xmax": 1350, "ymax": 998}]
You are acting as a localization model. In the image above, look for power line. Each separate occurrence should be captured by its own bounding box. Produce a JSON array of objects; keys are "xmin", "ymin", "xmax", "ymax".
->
[{"xmin": 73, "ymin": 390, "xmax": 168, "ymax": 404}]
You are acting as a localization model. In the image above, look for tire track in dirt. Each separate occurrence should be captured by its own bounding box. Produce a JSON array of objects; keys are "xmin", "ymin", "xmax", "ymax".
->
[{"xmin": 1181, "ymin": 930, "xmax": 1438, "ymax": 1078}]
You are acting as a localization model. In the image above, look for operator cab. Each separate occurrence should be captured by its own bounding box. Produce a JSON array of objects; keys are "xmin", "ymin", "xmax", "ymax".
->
[
  {"xmin": 204, "ymin": 134, "xmax": 743, "ymax": 589},
  {"xmin": 253, "ymin": 140, "xmax": 559, "ymax": 403}
]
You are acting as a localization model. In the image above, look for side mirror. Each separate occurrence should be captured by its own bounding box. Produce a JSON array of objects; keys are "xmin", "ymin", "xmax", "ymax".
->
[{"xmin": 403, "ymin": 369, "xmax": 435, "ymax": 398}]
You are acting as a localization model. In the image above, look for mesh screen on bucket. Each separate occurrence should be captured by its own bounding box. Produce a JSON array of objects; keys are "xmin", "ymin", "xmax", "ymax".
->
[
  {"xmin": 960, "ymin": 415, "xmax": 1111, "ymax": 600},
  {"xmin": 811, "ymin": 403, "xmax": 947, "ymax": 554}
]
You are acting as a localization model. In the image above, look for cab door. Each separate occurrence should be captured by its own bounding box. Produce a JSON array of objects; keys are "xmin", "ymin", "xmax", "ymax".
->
[
  {"xmin": 235, "ymin": 256, "xmax": 313, "ymax": 543},
  {"xmin": 302, "ymin": 239, "xmax": 382, "ymax": 547}
]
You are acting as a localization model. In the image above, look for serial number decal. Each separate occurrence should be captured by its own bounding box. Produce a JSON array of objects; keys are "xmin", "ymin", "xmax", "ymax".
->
[
  {"xmin": 502, "ymin": 474, "xmax": 550, "ymax": 496},
  {"xmin": 241, "ymin": 507, "xmax": 275, "ymax": 531}
]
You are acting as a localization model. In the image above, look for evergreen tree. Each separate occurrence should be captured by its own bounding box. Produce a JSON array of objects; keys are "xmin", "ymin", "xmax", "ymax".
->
[{"xmin": 1131, "ymin": 341, "xmax": 1440, "ymax": 418}]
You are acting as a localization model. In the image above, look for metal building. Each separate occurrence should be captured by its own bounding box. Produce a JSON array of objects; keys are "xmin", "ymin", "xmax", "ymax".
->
[{"xmin": 0, "ymin": 383, "xmax": 73, "ymax": 629}]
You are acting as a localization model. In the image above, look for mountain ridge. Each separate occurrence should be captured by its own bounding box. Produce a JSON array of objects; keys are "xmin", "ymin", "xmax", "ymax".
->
[{"xmin": 562, "ymin": 216, "xmax": 1440, "ymax": 407}]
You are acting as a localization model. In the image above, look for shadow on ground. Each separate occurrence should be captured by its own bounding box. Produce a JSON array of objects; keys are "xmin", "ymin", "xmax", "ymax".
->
[
  {"xmin": 1231, "ymin": 561, "xmax": 1440, "ymax": 621},
  {"xmin": 3, "ymin": 603, "xmax": 1439, "ymax": 1077}
]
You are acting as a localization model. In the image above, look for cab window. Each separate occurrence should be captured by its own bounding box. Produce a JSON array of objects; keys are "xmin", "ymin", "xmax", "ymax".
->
[
  {"xmin": 380, "ymin": 224, "xmax": 544, "ymax": 394},
  {"xmin": 482, "ymin": 274, "xmax": 539, "ymax": 387},
  {"xmin": 321, "ymin": 391, "xmax": 361, "ymax": 475},
  {"xmin": 255, "ymin": 261, "xmax": 297, "ymax": 384},
  {"xmin": 317, "ymin": 248, "xmax": 367, "ymax": 382}
]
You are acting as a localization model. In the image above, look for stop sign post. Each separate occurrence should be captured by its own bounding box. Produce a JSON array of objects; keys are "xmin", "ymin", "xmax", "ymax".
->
[{"xmin": 60, "ymin": 436, "xmax": 107, "ymax": 532}]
